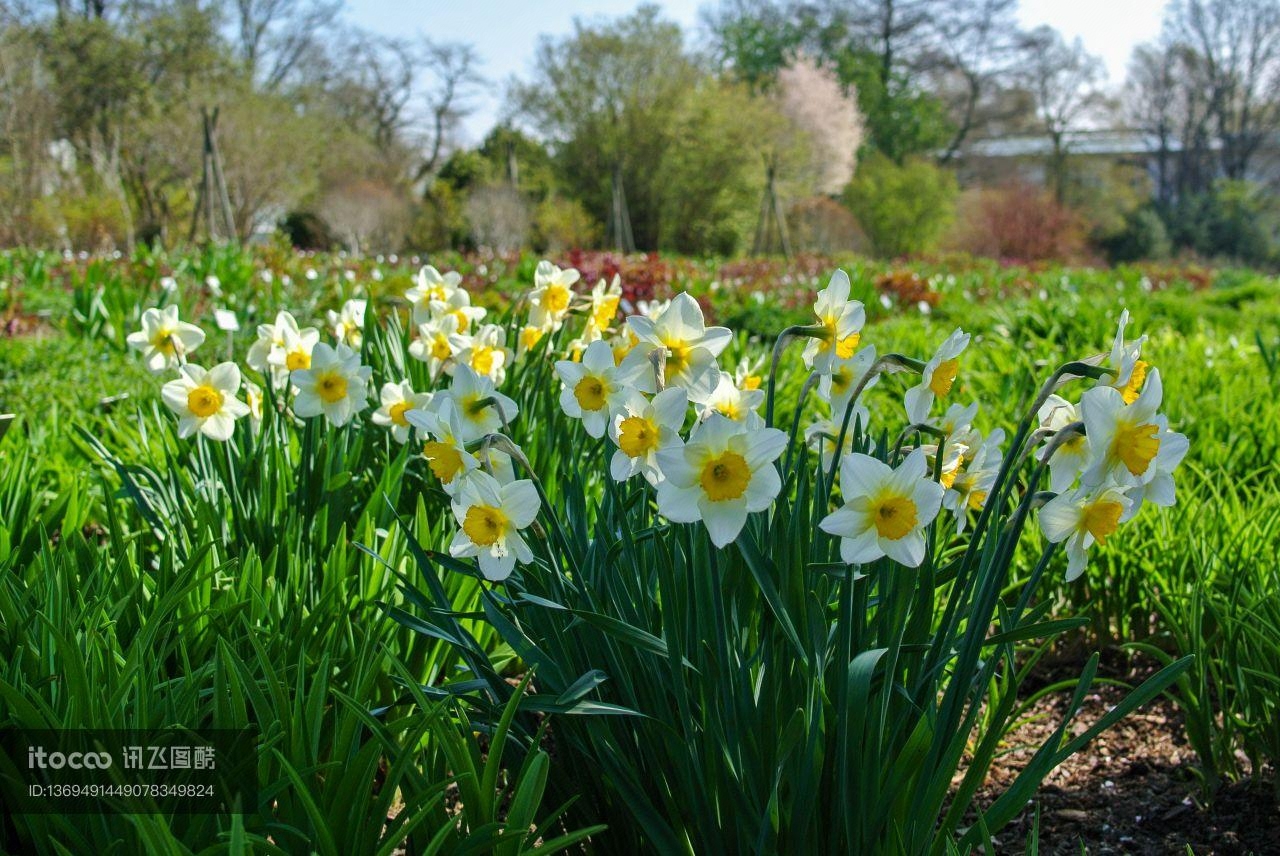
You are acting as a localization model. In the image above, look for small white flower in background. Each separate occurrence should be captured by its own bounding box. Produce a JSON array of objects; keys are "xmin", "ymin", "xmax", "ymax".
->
[
  {"xmin": 449, "ymin": 470, "xmax": 541, "ymax": 581},
  {"xmin": 204, "ymin": 275, "xmax": 221, "ymax": 296},
  {"xmin": 275, "ymin": 321, "xmax": 321, "ymax": 375},
  {"xmin": 802, "ymin": 270, "xmax": 865, "ymax": 374},
  {"xmin": 733, "ymin": 355, "xmax": 765, "ymax": 392},
  {"xmin": 529, "ymin": 260, "xmax": 581, "ymax": 331},
  {"xmin": 943, "ymin": 429, "xmax": 1005, "ymax": 534},
  {"xmin": 214, "ymin": 309, "xmax": 239, "ymax": 332},
  {"xmin": 878, "ymin": 293, "xmax": 892, "ymax": 309},
  {"xmin": 371, "ymin": 380, "xmax": 433, "ymax": 444},
  {"xmin": 698, "ymin": 371, "xmax": 765, "ymax": 428},
  {"xmin": 437, "ymin": 364, "xmax": 519, "ymax": 442},
  {"xmin": 917, "ymin": 301, "xmax": 931, "ymax": 315},
  {"xmin": 819, "ymin": 345, "xmax": 877, "ymax": 420},
  {"xmin": 928, "ymin": 401, "xmax": 981, "ymax": 450},
  {"xmin": 246, "ymin": 310, "xmax": 296, "ymax": 373},
  {"xmin": 516, "ymin": 323, "xmax": 550, "ymax": 358},
  {"xmin": 159, "ymin": 276, "xmax": 177, "ymax": 293},
  {"xmin": 1036, "ymin": 394, "xmax": 1089, "ymax": 492},
  {"xmin": 260, "ymin": 269, "xmax": 273, "ymax": 284},
  {"xmin": 904, "ymin": 328, "xmax": 970, "ymax": 424},
  {"xmin": 406, "ymin": 398, "xmax": 480, "ymax": 493},
  {"xmin": 819, "ymin": 448, "xmax": 944, "ymax": 568},
  {"xmin": 344, "ymin": 270, "xmax": 356, "ymax": 282},
  {"xmin": 291, "ymin": 342, "xmax": 371, "ymax": 427},
  {"xmin": 655, "ymin": 414, "xmax": 787, "ymax": 548},
  {"xmin": 625, "ymin": 292, "xmax": 730, "ymax": 403},
  {"xmin": 556, "ymin": 340, "xmax": 652, "ymax": 438},
  {"xmin": 161, "ymin": 362, "xmax": 250, "ymax": 441},
  {"xmin": 452, "ymin": 323, "xmax": 512, "ymax": 384},
  {"xmin": 430, "ymin": 288, "xmax": 486, "ymax": 335},
  {"xmin": 127, "ymin": 305, "xmax": 206, "ymax": 373},
  {"xmin": 609, "ymin": 387, "xmax": 687, "ymax": 486},
  {"xmin": 635, "ymin": 297, "xmax": 670, "ymax": 318},
  {"xmin": 407, "ymin": 265, "xmax": 463, "ymax": 324},
  {"xmin": 409, "ymin": 314, "xmax": 464, "ymax": 375},
  {"xmin": 587, "ymin": 275, "xmax": 623, "ymax": 334},
  {"xmin": 1080, "ymin": 369, "xmax": 1183, "ymax": 490},
  {"xmin": 1039, "ymin": 483, "xmax": 1133, "ymax": 581},
  {"xmin": 805, "ymin": 412, "xmax": 869, "ymax": 472},
  {"xmin": 328, "ymin": 299, "xmax": 366, "ymax": 348},
  {"xmin": 1099, "ymin": 310, "xmax": 1149, "ymax": 404},
  {"xmin": 244, "ymin": 380, "xmax": 264, "ymax": 436}
]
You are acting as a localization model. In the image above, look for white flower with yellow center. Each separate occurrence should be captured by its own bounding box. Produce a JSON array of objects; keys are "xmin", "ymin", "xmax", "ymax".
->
[
  {"xmin": 802, "ymin": 270, "xmax": 866, "ymax": 374},
  {"xmin": 698, "ymin": 371, "xmax": 765, "ymax": 428},
  {"xmin": 327, "ymin": 299, "xmax": 366, "ymax": 348},
  {"xmin": 516, "ymin": 323, "xmax": 550, "ymax": 358},
  {"xmin": 819, "ymin": 345, "xmax": 877, "ymax": 419},
  {"xmin": 406, "ymin": 398, "xmax": 479, "ymax": 494},
  {"xmin": 406, "ymin": 266, "xmax": 462, "ymax": 325},
  {"xmin": 273, "ymin": 322, "xmax": 321, "ymax": 377},
  {"xmin": 409, "ymin": 314, "xmax": 464, "ymax": 375},
  {"xmin": 1036, "ymin": 394, "xmax": 1089, "ymax": 492},
  {"xmin": 943, "ymin": 429, "xmax": 1004, "ymax": 534},
  {"xmin": 904, "ymin": 328, "xmax": 970, "ymax": 424},
  {"xmin": 244, "ymin": 380, "xmax": 264, "ymax": 436},
  {"xmin": 734, "ymin": 355, "xmax": 765, "ymax": 391},
  {"xmin": 436, "ymin": 364, "xmax": 519, "ymax": 442},
  {"xmin": 819, "ymin": 448, "xmax": 944, "ymax": 567},
  {"xmin": 451, "ymin": 323, "xmax": 511, "ymax": 384},
  {"xmin": 1039, "ymin": 483, "xmax": 1133, "ymax": 581},
  {"xmin": 624, "ymin": 293, "xmax": 730, "ymax": 403},
  {"xmin": 372, "ymin": 380, "xmax": 433, "ymax": 443},
  {"xmin": 608, "ymin": 328, "xmax": 641, "ymax": 366},
  {"xmin": 1122, "ymin": 429, "xmax": 1189, "ymax": 520},
  {"xmin": 429, "ymin": 288, "xmax": 486, "ymax": 335},
  {"xmin": 655, "ymin": 414, "xmax": 786, "ymax": 547},
  {"xmin": 609, "ymin": 387, "xmax": 688, "ymax": 485},
  {"xmin": 127, "ymin": 305, "xmax": 206, "ymax": 373},
  {"xmin": 1080, "ymin": 369, "xmax": 1180, "ymax": 490},
  {"xmin": 246, "ymin": 310, "xmax": 301, "ymax": 374},
  {"xmin": 291, "ymin": 342, "xmax": 371, "ymax": 426},
  {"xmin": 805, "ymin": 412, "xmax": 869, "ymax": 472},
  {"xmin": 587, "ymin": 275, "xmax": 622, "ymax": 334},
  {"xmin": 160, "ymin": 362, "xmax": 250, "ymax": 441},
  {"xmin": 529, "ymin": 260, "xmax": 581, "ymax": 331},
  {"xmin": 449, "ymin": 470, "xmax": 541, "ymax": 581},
  {"xmin": 1099, "ymin": 309, "xmax": 1149, "ymax": 404},
  {"xmin": 555, "ymin": 340, "xmax": 651, "ymax": 438}
]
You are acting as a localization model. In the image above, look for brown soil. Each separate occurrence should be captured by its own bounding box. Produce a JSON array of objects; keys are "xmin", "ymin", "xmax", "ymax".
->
[{"xmin": 978, "ymin": 683, "xmax": 1279, "ymax": 854}]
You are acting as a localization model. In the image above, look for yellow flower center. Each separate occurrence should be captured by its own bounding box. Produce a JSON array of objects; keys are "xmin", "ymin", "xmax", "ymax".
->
[
  {"xmin": 1082, "ymin": 499, "xmax": 1123, "ymax": 544},
  {"xmin": 1119, "ymin": 360, "xmax": 1149, "ymax": 404},
  {"xmin": 1112, "ymin": 420, "xmax": 1161, "ymax": 476},
  {"xmin": 618, "ymin": 416, "xmax": 659, "ymax": 458},
  {"xmin": 592, "ymin": 296, "xmax": 620, "ymax": 330},
  {"xmin": 967, "ymin": 490, "xmax": 987, "ymax": 510},
  {"xmin": 663, "ymin": 340, "xmax": 692, "ymax": 375},
  {"xmin": 546, "ymin": 284, "xmax": 572, "ymax": 315},
  {"xmin": 286, "ymin": 349, "xmax": 311, "ymax": 371},
  {"xmin": 450, "ymin": 309, "xmax": 470, "ymax": 334},
  {"xmin": 939, "ymin": 464, "xmax": 959, "ymax": 489},
  {"xmin": 187, "ymin": 384, "xmax": 223, "ymax": 418},
  {"xmin": 423, "ymin": 440, "xmax": 464, "ymax": 483},
  {"xmin": 430, "ymin": 335, "xmax": 452, "ymax": 361},
  {"xmin": 871, "ymin": 493, "xmax": 919, "ymax": 540},
  {"xmin": 699, "ymin": 450, "xmax": 751, "ymax": 501},
  {"xmin": 831, "ymin": 367, "xmax": 853, "ymax": 396},
  {"xmin": 715, "ymin": 400, "xmax": 744, "ymax": 421},
  {"xmin": 389, "ymin": 401, "xmax": 413, "ymax": 427},
  {"xmin": 152, "ymin": 327, "xmax": 178, "ymax": 355},
  {"xmin": 836, "ymin": 332, "xmax": 860, "ymax": 360},
  {"xmin": 463, "ymin": 504, "xmax": 508, "ymax": 547},
  {"xmin": 741, "ymin": 375, "xmax": 762, "ymax": 391},
  {"xmin": 574, "ymin": 375, "xmax": 608, "ymax": 411},
  {"xmin": 315, "ymin": 371, "xmax": 348, "ymax": 404},
  {"xmin": 471, "ymin": 345, "xmax": 496, "ymax": 377},
  {"xmin": 929, "ymin": 358, "xmax": 959, "ymax": 398},
  {"xmin": 520, "ymin": 326, "xmax": 545, "ymax": 352}
]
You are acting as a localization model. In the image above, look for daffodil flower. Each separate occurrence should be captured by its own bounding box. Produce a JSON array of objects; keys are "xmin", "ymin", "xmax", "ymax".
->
[
  {"xmin": 802, "ymin": 270, "xmax": 866, "ymax": 374},
  {"xmin": 127, "ymin": 306, "xmax": 205, "ymax": 373},
  {"xmin": 805, "ymin": 412, "xmax": 869, "ymax": 472},
  {"xmin": 327, "ymin": 299, "xmax": 366, "ymax": 348},
  {"xmin": 734, "ymin": 355, "xmax": 765, "ymax": 391},
  {"xmin": 161, "ymin": 362, "xmax": 250, "ymax": 441},
  {"xmin": 819, "ymin": 345, "xmax": 877, "ymax": 420},
  {"xmin": 655, "ymin": 414, "xmax": 786, "ymax": 547},
  {"xmin": 943, "ymin": 429, "xmax": 1004, "ymax": 534},
  {"xmin": 273, "ymin": 321, "xmax": 321, "ymax": 381},
  {"xmin": 1036, "ymin": 394, "xmax": 1089, "ymax": 492},
  {"xmin": 1122, "ymin": 430, "xmax": 1189, "ymax": 520},
  {"xmin": 371, "ymin": 380, "xmax": 433, "ymax": 444},
  {"xmin": 436, "ymin": 364, "xmax": 519, "ymax": 442},
  {"xmin": 448, "ymin": 470, "xmax": 541, "ymax": 581},
  {"xmin": 1039, "ymin": 483, "xmax": 1133, "ymax": 581},
  {"xmin": 698, "ymin": 371, "xmax": 765, "ymax": 428},
  {"xmin": 819, "ymin": 448, "xmax": 945, "ymax": 567},
  {"xmin": 529, "ymin": 260, "xmax": 581, "ymax": 331},
  {"xmin": 244, "ymin": 380, "xmax": 264, "ymax": 436},
  {"xmin": 406, "ymin": 398, "xmax": 479, "ymax": 494},
  {"xmin": 624, "ymin": 292, "xmax": 730, "ymax": 403},
  {"xmin": 609, "ymin": 387, "xmax": 688, "ymax": 485},
  {"xmin": 291, "ymin": 342, "xmax": 371, "ymax": 427},
  {"xmin": 451, "ymin": 323, "xmax": 511, "ymax": 384},
  {"xmin": 587, "ymin": 275, "xmax": 622, "ymax": 334},
  {"xmin": 1079, "ymin": 369, "xmax": 1182, "ymax": 489},
  {"xmin": 428, "ymin": 288, "xmax": 486, "ymax": 335},
  {"xmin": 246, "ymin": 310, "xmax": 300, "ymax": 374},
  {"xmin": 1099, "ymin": 309, "xmax": 1149, "ymax": 404},
  {"xmin": 409, "ymin": 314, "xmax": 464, "ymax": 375},
  {"xmin": 406, "ymin": 266, "xmax": 462, "ymax": 325},
  {"xmin": 516, "ymin": 323, "xmax": 550, "ymax": 358},
  {"xmin": 904, "ymin": 329, "xmax": 970, "ymax": 424},
  {"xmin": 555, "ymin": 340, "xmax": 652, "ymax": 438}
]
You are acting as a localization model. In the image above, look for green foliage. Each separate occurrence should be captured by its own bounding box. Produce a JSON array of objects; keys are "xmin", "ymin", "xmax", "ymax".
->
[
  {"xmin": 1103, "ymin": 207, "xmax": 1172, "ymax": 263},
  {"xmin": 845, "ymin": 154, "xmax": 958, "ymax": 258}
]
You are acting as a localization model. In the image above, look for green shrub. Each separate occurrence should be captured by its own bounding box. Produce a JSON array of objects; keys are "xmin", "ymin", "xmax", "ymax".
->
[{"xmin": 844, "ymin": 153, "xmax": 957, "ymax": 258}]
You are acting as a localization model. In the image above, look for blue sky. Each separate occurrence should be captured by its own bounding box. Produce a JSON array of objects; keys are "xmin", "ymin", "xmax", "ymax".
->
[{"xmin": 346, "ymin": 0, "xmax": 1166, "ymax": 144}]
